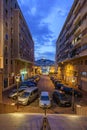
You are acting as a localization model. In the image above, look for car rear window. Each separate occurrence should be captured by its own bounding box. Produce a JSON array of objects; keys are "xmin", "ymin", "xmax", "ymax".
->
[{"xmin": 41, "ymin": 96, "xmax": 49, "ymax": 101}]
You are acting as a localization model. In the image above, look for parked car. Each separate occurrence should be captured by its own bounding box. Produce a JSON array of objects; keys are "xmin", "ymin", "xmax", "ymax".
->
[
  {"xmin": 19, "ymin": 85, "xmax": 30, "ymax": 89},
  {"xmin": 55, "ymin": 83, "xmax": 64, "ymax": 90},
  {"xmin": 39, "ymin": 91, "xmax": 51, "ymax": 108},
  {"xmin": 53, "ymin": 90, "xmax": 71, "ymax": 107},
  {"xmin": 54, "ymin": 80, "xmax": 61, "ymax": 86},
  {"xmin": 73, "ymin": 89, "xmax": 82, "ymax": 97},
  {"xmin": 61, "ymin": 86, "xmax": 72, "ymax": 95},
  {"xmin": 8, "ymin": 87, "xmax": 26, "ymax": 99},
  {"xmin": 61, "ymin": 86, "xmax": 82, "ymax": 97},
  {"xmin": 18, "ymin": 87, "xmax": 39, "ymax": 105},
  {"xmin": 20, "ymin": 81, "xmax": 37, "ymax": 87},
  {"xmin": 27, "ymin": 75, "xmax": 40, "ymax": 84}
]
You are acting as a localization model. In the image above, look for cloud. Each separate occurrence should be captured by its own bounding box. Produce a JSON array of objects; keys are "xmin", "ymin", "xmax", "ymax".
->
[
  {"xmin": 18, "ymin": 0, "xmax": 74, "ymax": 60},
  {"xmin": 31, "ymin": 7, "xmax": 36, "ymax": 15}
]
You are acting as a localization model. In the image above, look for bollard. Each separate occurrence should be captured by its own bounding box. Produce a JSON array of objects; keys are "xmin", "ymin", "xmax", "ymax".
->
[
  {"xmin": 40, "ymin": 117, "xmax": 51, "ymax": 130},
  {"xmin": 40, "ymin": 104, "xmax": 51, "ymax": 130}
]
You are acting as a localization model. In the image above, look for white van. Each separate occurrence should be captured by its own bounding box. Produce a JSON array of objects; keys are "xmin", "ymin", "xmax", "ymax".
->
[
  {"xmin": 39, "ymin": 91, "xmax": 51, "ymax": 108},
  {"xmin": 18, "ymin": 87, "xmax": 38, "ymax": 105}
]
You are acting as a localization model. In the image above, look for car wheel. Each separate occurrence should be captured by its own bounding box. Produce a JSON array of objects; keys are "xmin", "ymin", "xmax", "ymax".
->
[
  {"xmin": 13, "ymin": 96, "xmax": 17, "ymax": 100},
  {"xmin": 58, "ymin": 101, "xmax": 62, "ymax": 107},
  {"xmin": 27, "ymin": 100, "xmax": 30, "ymax": 105}
]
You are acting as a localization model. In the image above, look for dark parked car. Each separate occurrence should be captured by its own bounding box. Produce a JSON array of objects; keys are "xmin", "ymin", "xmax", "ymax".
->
[
  {"xmin": 20, "ymin": 81, "xmax": 37, "ymax": 87},
  {"xmin": 61, "ymin": 86, "xmax": 82, "ymax": 98},
  {"xmin": 61, "ymin": 86, "xmax": 72, "ymax": 95},
  {"xmin": 55, "ymin": 83, "xmax": 64, "ymax": 90},
  {"xmin": 73, "ymin": 89, "xmax": 82, "ymax": 97},
  {"xmin": 53, "ymin": 90, "xmax": 71, "ymax": 107},
  {"xmin": 54, "ymin": 80, "xmax": 61, "ymax": 86}
]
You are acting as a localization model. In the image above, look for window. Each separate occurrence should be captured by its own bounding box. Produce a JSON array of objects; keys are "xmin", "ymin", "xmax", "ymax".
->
[
  {"xmin": 5, "ymin": 46, "xmax": 8, "ymax": 52},
  {"xmin": 80, "ymin": 60, "xmax": 83, "ymax": 65},
  {"xmin": 5, "ymin": 59, "xmax": 8, "ymax": 65},
  {"xmin": 5, "ymin": 34, "xmax": 8, "ymax": 40},
  {"xmin": 11, "ymin": 28, "xmax": 13, "ymax": 34},
  {"xmin": 11, "ymin": 60, "xmax": 13, "ymax": 64},
  {"xmin": 11, "ymin": 7, "xmax": 13, "ymax": 12},
  {"xmin": 15, "ymin": 3, "xmax": 17, "ymax": 8},
  {"xmin": 11, "ymin": 38, "xmax": 13, "ymax": 44},
  {"xmin": 11, "ymin": 17, "xmax": 13, "ymax": 24},
  {"xmin": 81, "ymin": 72, "xmax": 87, "ymax": 77},
  {"xmin": 6, "ymin": 22, "xmax": 8, "ymax": 27},
  {"xmin": 85, "ymin": 60, "xmax": 87, "ymax": 65},
  {"xmin": 5, "ymin": 9, "xmax": 8, "ymax": 16},
  {"xmin": 6, "ymin": 0, "xmax": 8, "ymax": 4}
]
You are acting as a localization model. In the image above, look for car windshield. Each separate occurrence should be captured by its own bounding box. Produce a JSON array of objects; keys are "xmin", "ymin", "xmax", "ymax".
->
[
  {"xmin": 21, "ymin": 92, "xmax": 30, "ymax": 98},
  {"xmin": 12, "ymin": 89, "xmax": 17, "ymax": 93},
  {"xmin": 60, "ymin": 94, "xmax": 67, "ymax": 99},
  {"xmin": 41, "ymin": 96, "xmax": 49, "ymax": 101},
  {"xmin": 21, "ymin": 83, "xmax": 28, "ymax": 86}
]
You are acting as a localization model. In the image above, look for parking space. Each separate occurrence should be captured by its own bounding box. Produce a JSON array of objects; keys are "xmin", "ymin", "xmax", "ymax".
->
[{"xmin": 2, "ymin": 75, "xmax": 87, "ymax": 114}]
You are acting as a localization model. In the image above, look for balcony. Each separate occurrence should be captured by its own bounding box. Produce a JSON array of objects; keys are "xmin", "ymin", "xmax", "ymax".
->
[
  {"xmin": 81, "ymin": 20, "xmax": 87, "ymax": 32},
  {"xmin": 74, "ymin": 26, "xmax": 81, "ymax": 36},
  {"xmin": 74, "ymin": 13, "xmax": 81, "ymax": 25},
  {"xmin": 80, "ymin": 49, "xmax": 87, "ymax": 57},
  {"xmin": 74, "ymin": 1, "xmax": 81, "ymax": 15}
]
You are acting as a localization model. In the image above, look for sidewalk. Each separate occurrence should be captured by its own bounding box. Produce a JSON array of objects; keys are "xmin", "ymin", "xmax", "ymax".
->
[{"xmin": 0, "ymin": 113, "xmax": 87, "ymax": 130}]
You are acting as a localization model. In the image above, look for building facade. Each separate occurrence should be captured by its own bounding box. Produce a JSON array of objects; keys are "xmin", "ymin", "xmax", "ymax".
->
[
  {"xmin": 56, "ymin": 0, "xmax": 87, "ymax": 91},
  {"xmin": 0, "ymin": 0, "xmax": 34, "ymax": 95}
]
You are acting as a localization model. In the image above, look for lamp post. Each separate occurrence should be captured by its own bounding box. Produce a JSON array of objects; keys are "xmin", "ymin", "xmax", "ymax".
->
[
  {"xmin": 72, "ymin": 78, "xmax": 75, "ymax": 111},
  {"xmin": 15, "ymin": 75, "xmax": 20, "ymax": 109},
  {"xmin": 43, "ymin": 104, "xmax": 47, "ymax": 117}
]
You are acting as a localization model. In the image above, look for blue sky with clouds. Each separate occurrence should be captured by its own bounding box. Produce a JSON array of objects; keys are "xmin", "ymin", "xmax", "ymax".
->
[{"xmin": 18, "ymin": 0, "xmax": 74, "ymax": 61}]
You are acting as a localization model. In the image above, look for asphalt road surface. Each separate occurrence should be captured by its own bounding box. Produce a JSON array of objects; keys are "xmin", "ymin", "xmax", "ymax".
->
[{"xmin": 2, "ymin": 75, "xmax": 86, "ymax": 114}]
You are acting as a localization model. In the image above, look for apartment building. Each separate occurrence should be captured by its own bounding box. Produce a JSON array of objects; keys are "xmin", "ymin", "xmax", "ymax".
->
[
  {"xmin": 56, "ymin": 0, "xmax": 87, "ymax": 91},
  {"xmin": 0, "ymin": 0, "xmax": 34, "ymax": 96}
]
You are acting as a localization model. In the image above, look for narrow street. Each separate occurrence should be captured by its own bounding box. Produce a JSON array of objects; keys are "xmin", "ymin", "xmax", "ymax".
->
[
  {"xmin": 37, "ymin": 75, "xmax": 55, "ymax": 96},
  {"xmin": 2, "ymin": 75, "xmax": 85, "ymax": 114}
]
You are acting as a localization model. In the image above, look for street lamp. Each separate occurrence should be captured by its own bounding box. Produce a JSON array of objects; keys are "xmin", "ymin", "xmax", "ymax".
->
[
  {"xmin": 43, "ymin": 104, "xmax": 47, "ymax": 117},
  {"xmin": 72, "ymin": 78, "xmax": 75, "ymax": 111},
  {"xmin": 15, "ymin": 75, "xmax": 20, "ymax": 109}
]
